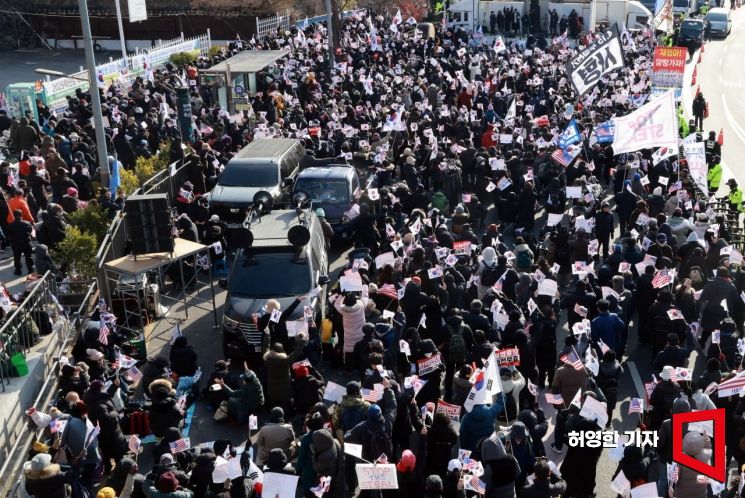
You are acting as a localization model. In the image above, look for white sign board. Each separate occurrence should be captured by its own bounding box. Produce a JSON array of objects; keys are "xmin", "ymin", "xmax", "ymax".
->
[
  {"xmin": 127, "ymin": 0, "xmax": 148, "ymax": 22},
  {"xmin": 355, "ymin": 464, "xmax": 399, "ymax": 490}
]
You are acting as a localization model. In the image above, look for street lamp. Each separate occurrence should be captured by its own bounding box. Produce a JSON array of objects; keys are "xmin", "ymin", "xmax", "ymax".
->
[{"xmin": 35, "ymin": 0, "xmax": 110, "ymax": 188}]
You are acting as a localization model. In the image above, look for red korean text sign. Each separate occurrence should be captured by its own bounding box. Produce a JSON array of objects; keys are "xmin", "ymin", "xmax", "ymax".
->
[{"xmin": 651, "ymin": 47, "xmax": 687, "ymax": 88}]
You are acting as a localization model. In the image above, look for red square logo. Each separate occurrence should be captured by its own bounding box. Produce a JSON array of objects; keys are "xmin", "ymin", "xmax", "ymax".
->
[{"xmin": 672, "ymin": 408, "xmax": 726, "ymax": 483}]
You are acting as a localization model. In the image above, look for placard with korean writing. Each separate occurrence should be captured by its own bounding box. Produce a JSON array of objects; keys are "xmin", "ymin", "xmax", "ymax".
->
[
  {"xmin": 417, "ymin": 353, "xmax": 443, "ymax": 376},
  {"xmin": 565, "ymin": 26, "xmax": 625, "ymax": 96},
  {"xmin": 494, "ymin": 347, "xmax": 521, "ymax": 366},
  {"xmin": 652, "ymin": 47, "xmax": 687, "ymax": 88},
  {"xmin": 436, "ymin": 400, "xmax": 462, "ymax": 422}
]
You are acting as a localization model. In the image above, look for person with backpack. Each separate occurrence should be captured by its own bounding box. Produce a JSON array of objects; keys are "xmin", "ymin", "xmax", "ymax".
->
[
  {"xmin": 514, "ymin": 237, "xmax": 534, "ymax": 272},
  {"xmin": 443, "ymin": 311, "xmax": 473, "ymax": 402},
  {"xmin": 477, "ymin": 246, "xmax": 500, "ymax": 299},
  {"xmin": 332, "ymin": 381, "xmax": 370, "ymax": 443}
]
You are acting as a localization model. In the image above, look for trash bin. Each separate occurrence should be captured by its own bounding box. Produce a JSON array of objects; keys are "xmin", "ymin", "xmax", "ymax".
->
[{"xmin": 10, "ymin": 352, "xmax": 28, "ymax": 377}]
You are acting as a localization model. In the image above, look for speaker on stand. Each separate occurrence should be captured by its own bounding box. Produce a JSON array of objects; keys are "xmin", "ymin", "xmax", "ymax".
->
[{"xmin": 125, "ymin": 193, "xmax": 175, "ymax": 256}]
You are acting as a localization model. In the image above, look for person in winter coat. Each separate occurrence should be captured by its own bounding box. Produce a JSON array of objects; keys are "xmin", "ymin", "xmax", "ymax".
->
[
  {"xmin": 34, "ymin": 244, "xmax": 56, "ymax": 276},
  {"xmin": 107, "ymin": 456, "xmax": 146, "ymax": 498},
  {"xmin": 263, "ymin": 343, "xmax": 295, "ymax": 412},
  {"xmin": 147, "ymin": 378, "xmax": 184, "ymax": 438},
  {"xmin": 7, "ymin": 208, "xmax": 34, "ymax": 276},
  {"xmin": 24, "ymin": 453, "xmax": 76, "ymax": 498},
  {"xmin": 256, "ymin": 407, "xmax": 297, "ymax": 466},
  {"xmin": 699, "ymin": 267, "xmax": 743, "ymax": 344},
  {"xmin": 656, "ymin": 396, "xmax": 691, "ymax": 495},
  {"xmin": 551, "ymin": 362, "xmax": 589, "ymax": 409},
  {"xmin": 83, "ymin": 380, "xmax": 128, "ymax": 472},
  {"xmin": 595, "ymin": 351, "xmax": 623, "ymax": 427},
  {"xmin": 292, "ymin": 364, "xmax": 324, "ymax": 416},
  {"xmin": 507, "ymin": 422, "xmax": 535, "ymax": 488},
  {"xmin": 484, "ymin": 433, "xmax": 521, "ymax": 498},
  {"xmin": 520, "ymin": 458, "xmax": 566, "ymax": 498},
  {"xmin": 590, "ymin": 299, "xmax": 626, "ymax": 356},
  {"xmin": 187, "ymin": 449, "xmax": 216, "ymax": 498},
  {"xmin": 649, "ymin": 366, "xmax": 683, "ymax": 430},
  {"xmin": 612, "ymin": 446, "xmax": 655, "ymax": 491},
  {"xmin": 143, "ymin": 471, "xmax": 194, "ymax": 498},
  {"xmin": 141, "ymin": 357, "xmax": 172, "ymax": 399},
  {"xmin": 311, "ymin": 428, "xmax": 346, "ymax": 498},
  {"xmin": 332, "ymin": 381, "xmax": 370, "ymax": 441},
  {"xmin": 400, "ymin": 280, "xmax": 429, "ymax": 329},
  {"xmin": 59, "ymin": 362, "xmax": 89, "ymax": 397},
  {"xmin": 169, "ymin": 336, "xmax": 199, "ymax": 377},
  {"xmin": 514, "ymin": 237, "xmax": 534, "ymax": 272},
  {"xmin": 459, "ymin": 397, "xmax": 506, "ymax": 451},
  {"xmin": 345, "ymin": 386, "xmax": 397, "ymax": 462},
  {"xmin": 216, "ymin": 368, "xmax": 264, "ymax": 424},
  {"xmin": 426, "ymin": 412, "xmax": 459, "ymax": 477},
  {"xmin": 674, "ymin": 432, "xmax": 711, "ymax": 498},
  {"xmin": 59, "ymin": 401, "xmax": 101, "ymax": 485},
  {"xmin": 560, "ymin": 395, "xmax": 604, "ymax": 498},
  {"xmin": 335, "ymin": 293, "xmax": 366, "ymax": 367}
]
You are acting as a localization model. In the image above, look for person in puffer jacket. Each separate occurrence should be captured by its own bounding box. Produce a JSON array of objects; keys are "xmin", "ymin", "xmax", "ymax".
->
[
  {"xmin": 516, "ymin": 409, "xmax": 548, "ymax": 457},
  {"xmin": 673, "ymin": 432, "xmax": 711, "ymax": 498},
  {"xmin": 459, "ymin": 398, "xmax": 505, "ymax": 451},
  {"xmin": 335, "ymin": 293, "xmax": 366, "ymax": 366},
  {"xmin": 311, "ymin": 428, "xmax": 346, "ymax": 498},
  {"xmin": 147, "ymin": 379, "xmax": 184, "ymax": 438}
]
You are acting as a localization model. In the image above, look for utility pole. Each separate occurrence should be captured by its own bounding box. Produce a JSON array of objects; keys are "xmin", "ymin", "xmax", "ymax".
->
[
  {"xmin": 324, "ymin": 0, "xmax": 334, "ymax": 75},
  {"xmin": 78, "ymin": 0, "xmax": 110, "ymax": 187},
  {"xmin": 113, "ymin": 0, "xmax": 128, "ymax": 62}
]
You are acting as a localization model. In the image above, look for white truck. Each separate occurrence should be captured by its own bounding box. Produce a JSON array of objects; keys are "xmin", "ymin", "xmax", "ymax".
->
[{"xmin": 548, "ymin": 0, "xmax": 653, "ymax": 31}]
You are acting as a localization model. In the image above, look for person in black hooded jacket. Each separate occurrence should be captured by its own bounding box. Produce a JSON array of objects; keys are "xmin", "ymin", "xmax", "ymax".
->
[
  {"xmin": 188, "ymin": 449, "xmax": 216, "ymax": 498},
  {"xmin": 106, "ymin": 457, "xmax": 146, "ymax": 498},
  {"xmin": 147, "ymin": 379, "xmax": 184, "ymax": 438},
  {"xmin": 311, "ymin": 429, "xmax": 346, "ymax": 498},
  {"xmin": 169, "ymin": 336, "xmax": 199, "ymax": 377},
  {"xmin": 83, "ymin": 380, "xmax": 128, "ymax": 472}
]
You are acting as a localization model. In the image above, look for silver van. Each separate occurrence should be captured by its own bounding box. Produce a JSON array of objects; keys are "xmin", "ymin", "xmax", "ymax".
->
[
  {"xmin": 209, "ymin": 138, "xmax": 305, "ymax": 228},
  {"xmin": 704, "ymin": 8, "xmax": 732, "ymax": 37}
]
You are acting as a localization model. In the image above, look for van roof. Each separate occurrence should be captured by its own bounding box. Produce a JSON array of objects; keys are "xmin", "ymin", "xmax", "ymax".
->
[
  {"xmin": 232, "ymin": 138, "xmax": 302, "ymax": 162},
  {"xmin": 249, "ymin": 209, "xmax": 315, "ymax": 247},
  {"xmin": 707, "ymin": 7, "xmax": 729, "ymax": 13},
  {"xmin": 296, "ymin": 165, "xmax": 355, "ymax": 180}
]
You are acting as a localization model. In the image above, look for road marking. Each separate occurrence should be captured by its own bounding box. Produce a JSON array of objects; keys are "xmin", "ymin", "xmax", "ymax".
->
[
  {"xmin": 720, "ymin": 57, "xmax": 724, "ymax": 66},
  {"xmin": 627, "ymin": 360, "xmax": 646, "ymax": 400},
  {"xmin": 722, "ymin": 94, "xmax": 745, "ymax": 146}
]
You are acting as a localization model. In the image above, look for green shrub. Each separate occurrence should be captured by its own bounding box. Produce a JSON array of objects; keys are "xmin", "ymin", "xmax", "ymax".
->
[
  {"xmin": 119, "ymin": 168, "xmax": 139, "ymax": 195},
  {"xmin": 55, "ymin": 226, "xmax": 98, "ymax": 280},
  {"xmin": 169, "ymin": 50, "xmax": 199, "ymax": 67},
  {"xmin": 134, "ymin": 156, "xmax": 157, "ymax": 186},
  {"xmin": 67, "ymin": 205, "xmax": 110, "ymax": 245},
  {"xmin": 209, "ymin": 45, "xmax": 225, "ymax": 58}
]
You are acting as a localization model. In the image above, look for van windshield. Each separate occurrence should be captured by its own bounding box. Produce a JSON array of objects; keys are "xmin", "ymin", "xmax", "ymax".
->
[
  {"xmin": 705, "ymin": 12, "xmax": 728, "ymax": 21},
  {"xmin": 230, "ymin": 250, "xmax": 311, "ymax": 297},
  {"xmin": 673, "ymin": 0, "xmax": 689, "ymax": 7},
  {"xmin": 294, "ymin": 178, "xmax": 349, "ymax": 203},
  {"xmin": 219, "ymin": 163, "xmax": 278, "ymax": 187}
]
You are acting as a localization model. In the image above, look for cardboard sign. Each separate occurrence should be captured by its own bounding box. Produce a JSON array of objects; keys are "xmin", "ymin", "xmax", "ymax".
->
[
  {"xmin": 263, "ymin": 472, "xmax": 300, "ymax": 498},
  {"xmin": 436, "ymin": 400, "xmax": 462, "ymax": 422},
  {"xmin": 494, "ymin": 347, "xmax": 520, "ymax": 366},
  {"xmin": 323, "ymin": 381, "xmax": 346, "ymax": 403},
  {"xmin": 417, "ymin": 353, "xmax": 442, "ymax": 376},
  {"xmin": 580, "ymin": 395, "xmax": 608, "ymax": 428},
  {"xmin": 356, "ymin": 464, "xmax": 399, "ymax": 489}
]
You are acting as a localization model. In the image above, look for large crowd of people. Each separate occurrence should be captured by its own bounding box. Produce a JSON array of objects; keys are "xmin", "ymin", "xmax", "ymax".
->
[{"xmin": 9, "ymin": 7, "xmax": 745, "ymax": 498}]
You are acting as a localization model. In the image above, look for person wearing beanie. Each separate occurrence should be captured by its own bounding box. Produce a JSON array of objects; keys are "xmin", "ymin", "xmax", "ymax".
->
[
  {"xmin": 332, "ymin": 381, "xmax": 370, "ymax": 441},
  {"xmin": 307, "ymin": 428, "xmax": 346, "ymax": 497},
  {"xmin": 291, "ymin": 362, "xmax": 325, "ymax": 415},
  {"xmin": 345, "ymin": 382, "xmax": 397, "ymax": 464},
  {"xmin": 649, "ymin": 366, "xmax": 683, "ymax": 430},
  {"xmin": 143, "ymin": 470, "xmax": 193, "ymax": 497},
  {"xmin": 256, "ymin": 407, "xmax": 297, "ymax": 466}
]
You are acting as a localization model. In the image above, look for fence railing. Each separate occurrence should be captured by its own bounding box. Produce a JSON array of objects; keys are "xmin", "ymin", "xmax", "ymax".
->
[
  {"xmin": 0, "ymin": 280, "xmax": 97, "ymax": 498},
  {"xmin": 256, "ymin": 12, "xmax": 291, "ymax": 40},
  {"xmin": 41, "ymin": 32, "xmax": 212, "ymax": 114},
  {"xmin": 0, "ymin": 273, "xmax": 60, "ymax": 391}
]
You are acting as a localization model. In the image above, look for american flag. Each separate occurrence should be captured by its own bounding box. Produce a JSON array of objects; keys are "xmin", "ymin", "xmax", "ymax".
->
[
  {"xmin": 85, "ymin": 423, "xmax": 100, "ymax": 448},
  {"xmin": 362, "ymin": 384, "xmax": 384, "ymax": 402},
  {"xmin": 597, "ymin": 339, "xmax": 610, "ymax": 355},
  {"xmin": 98, "ymin": 324, "xmax": 109, "ymax": 345},
  {"xmin": 128, "ymin": 434, "xmax": 140, "ymax": 454},
  {"xmin": 125, "ymin": 366, "xmax": 143, "ymax": 384},
  {"xmin": 49, "ymin": 419, "xmax": 61, "ymax": 433},
  {"xmin": 652, "ymin": 268, "xmax": 672, "ymax": 289},
  {"xmin": 668, "ymin": 463, "xmax": 680, "ymax": 484},
  {"xmin": 545, "ymin": 392, "xmax": 563, "ymax": 404},
  {"xmin": 376, "ymin": 453, "xmax": 388, "ymax": 464},
  {"xmin": 560, "ymin": 351, "xmax": 584, "ymax": 371},
  {"xmin": 628, "ymin": 398, "xmax": 643, "ymax": 414},
  {"xmin": 551, "ymin": 145, "xmax": 581, "ymax": 167},
  {"xmin": 170, "ymin": 437, "xmax": 191, "ymax": 453},
  {"xmin": 176, "ymin": 394, "xmax": 187, "ymax": 411},
  {"xmin": 466, "ymin": 476, "xmax": 486, "ymax": 494},
  {"xmin": 378, "ymin": 284, "xmax": 398, "ymax": 300}
]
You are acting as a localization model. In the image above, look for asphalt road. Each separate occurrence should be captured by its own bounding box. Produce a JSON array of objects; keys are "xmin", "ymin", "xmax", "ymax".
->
[
  {"xmin": 0, "ymin": 49, "xmax": 100, "ymax": 90},
  {"xmin": 682, "ymin": 6, "xmax": 745, "ymax": 186}
]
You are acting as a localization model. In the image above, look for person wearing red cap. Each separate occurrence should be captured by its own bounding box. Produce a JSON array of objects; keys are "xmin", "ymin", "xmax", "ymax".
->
[
  {"xmin": 291, "ymin": 363, "xmax": 325, "ymax": 415},
  {"xmin": 60, "ymin": 187, "xmax": 79, "ymax": 214}
]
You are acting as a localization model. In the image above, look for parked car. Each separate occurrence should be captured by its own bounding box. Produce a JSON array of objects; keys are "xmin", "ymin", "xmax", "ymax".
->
[
  {"xmin": 678, "ymin": 19, "xmax": 705, "ymax": 50},
  {"xmin": 704, "ymin": 8, "xmax": 732, "ymax": 37}
]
